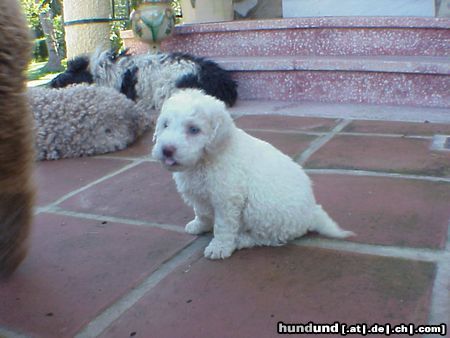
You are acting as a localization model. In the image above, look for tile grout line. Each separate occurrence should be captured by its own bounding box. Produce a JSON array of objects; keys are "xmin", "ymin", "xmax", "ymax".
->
[
  {"xmin": 305, "ymin": 168, "xmax": 450, "ymax": 183},
  {"xmin": 295, "ymin": 119, "xmax": 352, "ymax": 165},
  {"xmin": 92, "ymin": 156, "xmax": 159, "ymax": 162},
  {"xmin": 42, "ymin": 204, "xmax": 450, "ymax": 264},
  {"xmin": 39, "ymin": 159, "xmax": 146, "ymax": 212},
  {"xmin": 35, "ymin": 162, "xmax": 449, "ymax": 218},
  {"xmin": 90, "ymin": 156, "xmax": 138, "ymax": 162},
  {"xmin": 75, "ymin": 236, "xmax": 210, "ymax": 338},
  {"xmin": 244, "ymin": 128, "xmax": 434, "ymax": 140},
  {"xmin": 427, "ymin": 222, "xmax": 450, "ymax": 329},
  {"xmin": 234, "ymin": 109, "xmax": 450, "ymax": 124},
  {"xmin": 292, "ymin": 237, "xmax": 449, "ymax": 263},
  {"xmin": 46, "ymin": 207, "xmax": 186, "ymax": 234},
  {"xmin": 244, "ymin": 128, "xmax": 326, "ymax": 136},
  {"xmin": 338, "ymin": 132, "xmax": 433, "ymax": 140}
]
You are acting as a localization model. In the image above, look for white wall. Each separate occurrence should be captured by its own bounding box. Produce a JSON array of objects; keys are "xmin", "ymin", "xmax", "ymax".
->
[{"xmin": 283, "ymin": 0, "xmax": 435, "ymax": 17}]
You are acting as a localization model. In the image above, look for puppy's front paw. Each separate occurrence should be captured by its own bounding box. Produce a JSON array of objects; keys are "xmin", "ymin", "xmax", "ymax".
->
[
  {"xmin": 185, "ymin": 218, "xmax": 212, "ymax": 235},
  {"xmin": 204, "ymin": 238, "xmax": 236, "ymax": 259}
]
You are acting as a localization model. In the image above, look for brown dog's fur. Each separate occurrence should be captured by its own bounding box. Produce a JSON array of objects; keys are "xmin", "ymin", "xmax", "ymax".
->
[{"xmin": 0, "ymin": 0, "xmax": 35, "ymax": 277}]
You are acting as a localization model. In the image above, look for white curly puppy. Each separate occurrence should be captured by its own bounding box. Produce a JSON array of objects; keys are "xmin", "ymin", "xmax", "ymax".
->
[{"xmin": 152, "ymin": 89, "xmax": 354, "ymax": 259}]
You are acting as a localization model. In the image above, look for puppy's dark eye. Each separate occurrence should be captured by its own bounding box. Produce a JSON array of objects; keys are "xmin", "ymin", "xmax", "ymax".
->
[
  {"xmin": 105, "ymin": 128, "xmax": 112, "ymax": 134},
  {"xmin": 163, "ymin": 121, "xmax": 168, "ymax": 128},
  {"xmin": 188, "ymin": 126, "xmax": 200, "ymax": 135}
]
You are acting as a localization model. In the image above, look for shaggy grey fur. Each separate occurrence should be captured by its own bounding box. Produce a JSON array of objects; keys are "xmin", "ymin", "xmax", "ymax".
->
[
  {"xmin": 51, "ymin": 49, "xmax": 238, "ymax": 109},
  {"xmin": 29, "ymin": 85, "xmax": 153, "ymax": 160},
  {"xmin": 90, "ymin": 50, "xmax": 199, "ymax": 110}
]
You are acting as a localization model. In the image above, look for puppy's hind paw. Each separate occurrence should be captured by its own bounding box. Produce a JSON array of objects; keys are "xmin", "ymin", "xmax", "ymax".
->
[
  {"xmin": 185, "ymin": 218, "xmax": 212, "ymax": 235},
  {"xmin": 204, "ymin": 239, "xmax": 236, "ymax": 260}
]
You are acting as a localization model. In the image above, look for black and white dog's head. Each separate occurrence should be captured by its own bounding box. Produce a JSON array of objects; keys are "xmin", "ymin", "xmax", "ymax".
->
[
  {"xmin": 50, "ymin": 50, "xmax": 237, "ymax": 108},
  {"xmin": 49, "ymin": 56, "xmax": 93, "ymax": 88},
  {"xmin": 50, "ymin": 50, "xmax": 132, "ymax": 89}
]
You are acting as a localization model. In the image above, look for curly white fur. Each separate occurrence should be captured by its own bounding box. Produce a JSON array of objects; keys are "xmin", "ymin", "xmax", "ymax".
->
[
  {"xmin": 152, "ymin": 89, "xmax": 354, "ymax": 259},
  {"xmin": 29, "ymin": 85, "xmax": 153, "ymax": 160}
]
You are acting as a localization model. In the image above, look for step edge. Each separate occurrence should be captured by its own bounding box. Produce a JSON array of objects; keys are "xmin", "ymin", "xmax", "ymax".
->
[
  {"xmin": 212, "ymin": 56, "xmax": 450, "ymax": 75},
  {"xmin": 174, "ymin": 17, "xmax": 450, "ymax": 34},
  {"xmin": 229, "ymin": 100, "xmax": 450, "ymax": 123}
]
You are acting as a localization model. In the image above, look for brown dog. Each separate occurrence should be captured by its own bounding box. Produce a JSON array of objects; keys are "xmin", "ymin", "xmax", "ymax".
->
[{"xmin": 0, "ymin": 0, "xmax": 35, "ymax": 277}]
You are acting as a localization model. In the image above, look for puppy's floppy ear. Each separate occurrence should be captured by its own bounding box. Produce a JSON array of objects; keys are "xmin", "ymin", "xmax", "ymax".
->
[{"xmin": 205, "ymin": 99, "xmax": 234, "ymax": 154}]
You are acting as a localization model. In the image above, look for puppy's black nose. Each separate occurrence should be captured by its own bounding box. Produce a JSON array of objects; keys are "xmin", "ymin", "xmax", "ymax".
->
[{"xmin": 162, "ymin": 145, "xmax": 176, "ymax": 158}]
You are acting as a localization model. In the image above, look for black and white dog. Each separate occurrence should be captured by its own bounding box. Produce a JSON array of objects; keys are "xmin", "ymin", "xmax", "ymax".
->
[{"xmin": 50, "ymin": 50, "xmax": 238, "ymax": 109}]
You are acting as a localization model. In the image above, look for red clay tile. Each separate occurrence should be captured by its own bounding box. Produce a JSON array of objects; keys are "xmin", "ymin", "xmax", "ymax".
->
[
  {"xmin": 59, "ymin": 162, "xmax": 194, "ymax": 227},
  {"xmin": 305, "ymin": 135, "xmax": 450, "ymax": 177},
  {"xmin": 311, "ymin": 174, "xmax": 450, "ymax": 249},
  {"xmin": 0, "ymin": 213, "xmax": 192, "ymax": 337},
  {"xmin": 246, "ymin": 130, "xmax": 317, "ymax": 157},
  {"xmin": 236, "ymin": 115, "xmax": 338, "ymax": 132},
  {"xmin": 343, "ymin": 120, "xmax": 450, "ymax": 136},
  {"xmin": 101, "ymin": 246, "xmax": 435, "ymax": 338},
  {"xmin": 34, "ymin": 158, "xmax": 132, "ymax": 206},
  {"xmin": 101, "ymin": 130, "xmax": 154, "ymax": 159}
]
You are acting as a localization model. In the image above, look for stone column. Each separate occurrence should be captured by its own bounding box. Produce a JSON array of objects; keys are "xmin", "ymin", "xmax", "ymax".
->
[{"xmin": 63, "ymin": 0, "xmax": 112, "ymax": 59}]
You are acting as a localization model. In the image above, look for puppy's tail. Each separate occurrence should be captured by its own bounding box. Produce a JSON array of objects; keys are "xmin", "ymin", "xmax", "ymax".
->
[{"xmin": 311, "ymin": 205, "xmax": 355, "ymax": 239}]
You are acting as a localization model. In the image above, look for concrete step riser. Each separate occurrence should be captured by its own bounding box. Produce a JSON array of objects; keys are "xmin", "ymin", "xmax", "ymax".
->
[
  {"xmin": 159, "ymin": 18, "xmax": 449, "ymax": 108},
  {"xmin": 162, "ymin": 27, "xmax": 449, "ymax": 57},
  {"xmin": 233, "ymin": 71, "xmax": 449, "ymax": 108}
]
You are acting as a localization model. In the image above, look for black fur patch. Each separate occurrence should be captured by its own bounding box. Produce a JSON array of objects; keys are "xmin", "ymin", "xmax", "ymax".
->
[
  {"xmin": 172, "ymin": 53, "xmax": 238, "ymax": 107},
  {"xmin": 49, "ymin": 56, "xmax": 93, "ymax": 88},
  {"xmin": 120, "ymin": 66, "xmax": 139, "ymax": 101},
  {"xmin": 49, "ymin": 51, "xmax": 238, "ymax": 107}
]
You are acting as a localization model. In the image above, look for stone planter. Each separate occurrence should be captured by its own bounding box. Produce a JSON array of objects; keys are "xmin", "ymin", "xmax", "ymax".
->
[
  {"xmin": 130, "ymin": 0, "xmax": 176, "ymax": 51},
  {"xmin": 180, "ymin": 0, "xmax": 233, "ymax": 23}
]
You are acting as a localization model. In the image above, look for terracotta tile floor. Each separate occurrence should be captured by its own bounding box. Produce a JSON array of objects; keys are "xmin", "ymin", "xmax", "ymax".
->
[{"xmin": 1, "ymin": 105, "xmax": 449, "ymax": 338}]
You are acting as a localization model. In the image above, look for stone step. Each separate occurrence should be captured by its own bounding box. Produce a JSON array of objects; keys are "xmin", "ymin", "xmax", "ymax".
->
[
  {"xmin": 161, "ymin": 17, "xmax": 450, "ymax": 57},
  {"xmin": 207, "ymin": 55, "xmax": 450, "ymax": 108},
  {"xmin": 229, "ymin": 100, "xmax": 450, "ymax": 123},
  {"xmin": 157, "ymin": 17, "xmax": 450, "ymax": 108},
  {"xmin": 213, "ymin": 55, "xmax": 450, "ymax": 75}
]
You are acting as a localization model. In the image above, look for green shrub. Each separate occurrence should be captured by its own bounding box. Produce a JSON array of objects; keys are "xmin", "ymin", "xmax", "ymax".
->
[{"xmin": 33, "ymin": 38, "xmax": 48, "ymax": 62}]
